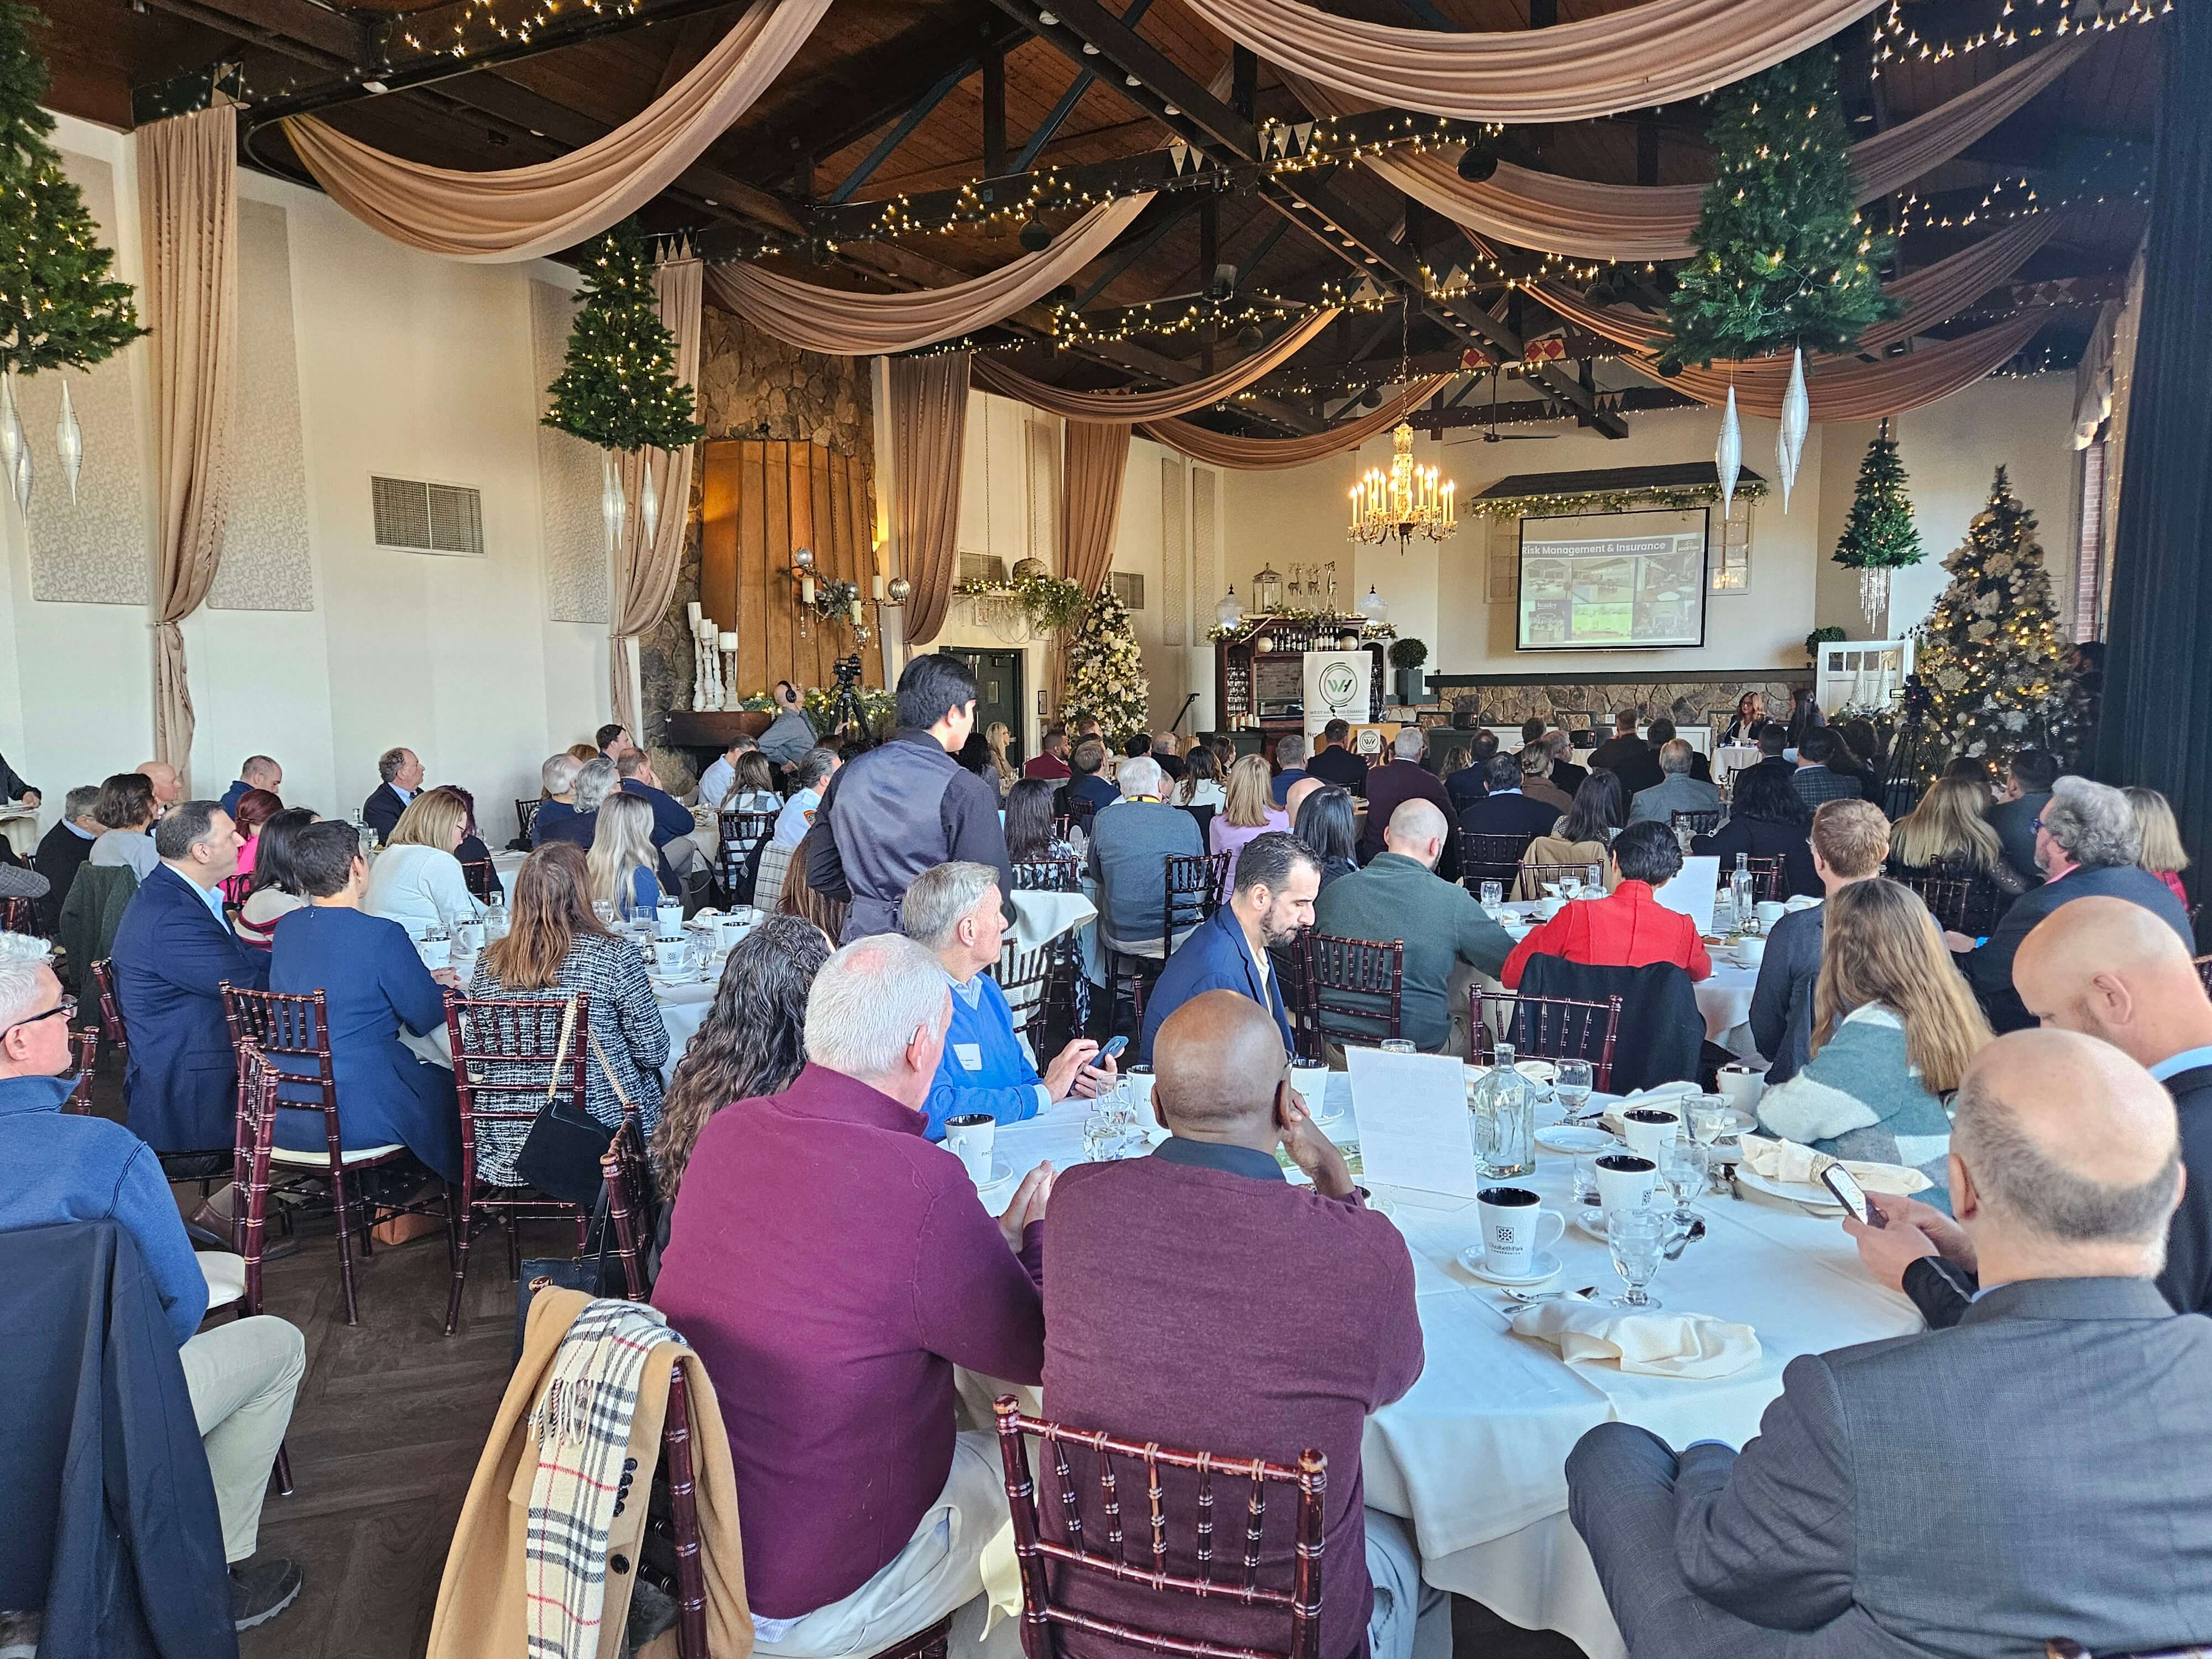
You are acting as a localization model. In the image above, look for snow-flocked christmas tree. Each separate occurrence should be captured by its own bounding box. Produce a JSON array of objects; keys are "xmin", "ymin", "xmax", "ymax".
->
[
  {"xmin": 1910, "ymin": 467, "xmax": 2078, "ymax": 774},
  {"xmin": 1060, "ymin": 582, "xmax": 1149, "ymax": 740}
]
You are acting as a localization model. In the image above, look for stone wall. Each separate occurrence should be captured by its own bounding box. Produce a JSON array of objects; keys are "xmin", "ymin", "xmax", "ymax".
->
[
  {"xmin": 1433, "ymin": 677, "xmax": 1808, "ymax": 738},
  {"xmin": 637, "ymin": 305, "xmax": 875, "ymax": 746}
]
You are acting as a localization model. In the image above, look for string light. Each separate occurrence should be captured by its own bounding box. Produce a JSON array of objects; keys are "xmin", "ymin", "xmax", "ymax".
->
[{"xmin": 1870, "ymin": 0, "xmax": 2172, "ymax": 76}]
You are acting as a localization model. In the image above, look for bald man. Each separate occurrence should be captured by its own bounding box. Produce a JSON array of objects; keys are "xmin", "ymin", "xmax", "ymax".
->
[
  {"xmin": 1865, "ymin": 894, "xmax": 2212, "ymax": 1321},
  {"xmin": 136, "ymin": 759, "xmax": 180, "ymax": 817},
  {"xmin": 1282, "ymin": 772, "xmax": 1327, "ymax": 827},
  {"xmin": 1574, "ymin": 1029, "xmax": 2212, "ymax": 1658},
  {"xmin": 1313, "ymin": 797, "xmax": 1514, "ymax": 1052},
  {"xmin": 1040, "ymin": 992, "xmax": 1440, "ymax": 1659}
]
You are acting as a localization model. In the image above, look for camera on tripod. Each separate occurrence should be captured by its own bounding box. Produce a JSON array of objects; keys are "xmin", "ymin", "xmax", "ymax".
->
[{"xmin": 832, "ymin": 653, "xmax": 863, "ymax": 692}]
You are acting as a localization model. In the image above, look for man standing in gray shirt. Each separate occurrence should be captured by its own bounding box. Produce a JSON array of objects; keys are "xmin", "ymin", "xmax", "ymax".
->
[{"xmin": 1747, "ymin": 800, "xmax": 1888, "ymax": 1083}]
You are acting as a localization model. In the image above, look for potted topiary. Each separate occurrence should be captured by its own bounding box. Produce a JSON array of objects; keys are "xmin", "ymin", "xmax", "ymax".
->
[{"xmin": 1389, "ymin": 637, "xmax": 1431, "ymax": 708}]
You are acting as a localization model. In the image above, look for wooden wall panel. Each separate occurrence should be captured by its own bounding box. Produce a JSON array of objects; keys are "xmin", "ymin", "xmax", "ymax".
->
[{"xmin": 701, "ymin": 439, "xmax": 881, "ymax": 697}]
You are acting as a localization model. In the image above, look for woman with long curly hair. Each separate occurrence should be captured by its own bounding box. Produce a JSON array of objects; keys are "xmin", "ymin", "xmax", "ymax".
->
[{"xmin": 650, "ymin": 914, "xmax": 832, "ymax": 1214}]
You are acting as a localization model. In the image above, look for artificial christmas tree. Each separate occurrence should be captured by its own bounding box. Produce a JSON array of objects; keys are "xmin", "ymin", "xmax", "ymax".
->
[
  {"xmin": 1663, "ymin": 50, "xmax": 1898, "ymax": 371},
  {"xmin": 1832, "ymin": 420, "xmax": 1924, "ymax": 630},
  {"xmin": 542, "ymin": 218, "xmax": 703, "ymax": 454},
  {"xmin": 1908, "ymin": 467, "xmax": 2078, "ymax": 778},
  {"xmin": 1060, "ymin": 582, "xmax": 1149, "ymax": 740}
]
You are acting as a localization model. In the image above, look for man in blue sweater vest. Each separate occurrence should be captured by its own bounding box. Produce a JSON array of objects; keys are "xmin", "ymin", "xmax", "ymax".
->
[{"xmin": 902, "ymin": 860, "xmax": 1116, "ymax": 1139}]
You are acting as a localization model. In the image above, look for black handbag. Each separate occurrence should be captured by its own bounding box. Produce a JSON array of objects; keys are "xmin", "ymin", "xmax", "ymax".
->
[
  {"xmin": 514, "ymin": 997, "xmax": 616, "ymax": 1207},
  {"xmin": 513, "ymin": 1188, "xmax": 629, "ymax": 1361}
]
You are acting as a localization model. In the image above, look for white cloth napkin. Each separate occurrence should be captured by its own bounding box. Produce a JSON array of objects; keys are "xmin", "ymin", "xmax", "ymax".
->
[
  {"xmin": 1738, "ymin": 1134, "xmax": 1931, "ymax": 1195},
  {"xmin": 1511, "ymin": 1299, "xmax": 1761, "ymax": 1380}
]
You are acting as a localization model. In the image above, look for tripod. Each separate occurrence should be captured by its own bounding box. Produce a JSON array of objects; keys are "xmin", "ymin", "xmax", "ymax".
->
[
  {"xmin": 1881, "ymin": 675, "xmax": 1937, "ymax": 820},
  {"xmin": 823, "ymin": 654, "xmax": 874, "ymax": 745}
]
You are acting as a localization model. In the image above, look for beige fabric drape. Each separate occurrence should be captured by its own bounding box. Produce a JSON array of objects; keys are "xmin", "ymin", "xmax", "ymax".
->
[
  {"xmin": 1048, "ymin": 420, "xmax": 1133, "ymax": 714},
  {"xmin": 1298, "ymin": 39, "xmax": 2091, "ymax": 261},
  {"xmin": 1535, "ymin": 214, "xmax": 2064, "ymax": 359},
  {"xmin": 971, "ymin": 307, "xmax": 1338, "ymax": 420},
  {"xmin": 1639, "ymin": 313, "xmax": 2049, "ymax": 422},
  {"xmin": 1185, "ymin": 0, "xmax": 1886, "ymax": 121},
  {"xmin": 138, "ymin": 106, "xmax": 240, "ymax": 792},
  {"xmin": 705, "ymin": 195, "xmax": 1151, "ymax": 355},
  {"xmin": 888, "ymin": 354, "xmax": 971, "ymax": 647},
  {"xmin": 1138, "ymin": 374, "xmax": 1457, "ymax": 471},
  {"xmin": 284, "ymin": 0, "xmax": 830, "ymax": 262},
  {"xmin": 611, "ymin": 253, "xmax": 705, "ymax": 737}
]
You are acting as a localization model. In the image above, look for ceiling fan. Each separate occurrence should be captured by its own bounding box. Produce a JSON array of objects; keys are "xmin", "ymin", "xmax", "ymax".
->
[{"xmin": 1476, "ymin": 367, "xmax": 1561, "ymax": 444}]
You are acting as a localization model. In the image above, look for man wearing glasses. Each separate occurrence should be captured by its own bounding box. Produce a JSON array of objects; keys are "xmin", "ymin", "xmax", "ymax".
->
[{"xmin": 0, "ymin": 956, "xmax": 308, "ymax": 1631}]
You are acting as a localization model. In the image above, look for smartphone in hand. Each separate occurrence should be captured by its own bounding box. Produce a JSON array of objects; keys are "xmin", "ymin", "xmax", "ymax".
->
[
  {"xmin": 1087, "ymin": 1035, "xmax": 1128, "ymax": 1071},
  {"xmin": 1821, "ymin": 1164, "xmax": 1877, "ymax": 1225}
]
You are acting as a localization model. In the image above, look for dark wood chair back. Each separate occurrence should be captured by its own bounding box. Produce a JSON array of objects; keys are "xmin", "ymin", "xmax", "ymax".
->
[
  {"xmin": 231, "ymin": 1037, "xmax": 281, "ymax": 1318},
  {"xmin": 1670, "ymin": 809, "xmax": 1721, "ymax": 839},
  {"xmin": 1297, "ymin": 932, "xmax": 1407, "ymax": 1052},
  {"xmin": 1473, "ymin": 988, "xmax": 1626, "ymax": 1092},
  {"xmin": 442, "ymin": 992, "xmax": 596, "ymax": 1334},
  {"xmin": 993, "ymin": 1396, "xmax": 1327, "ymax": 1659},
  {"xmin": 1516, "ymin": 859, "xmax": 1604, "ymax": 899},
  {"xmin": 716, "ymin": 809, "xmax": 779, "ymax": 901},
  {"xmin": 2047, "ymin": 1644, "xmax": 2212, "ymax": 1658},
  {"xmin": 0, "ymin": 894, "xmax": 34, "ymax": 935},
  {"xmin": 64, "ymin": 1029, "xmax": 97, "ymax": 1115},
  {"xmin": 1065, "ymin": 796, "xmax": 1098, "ymax": 842},
  {"xmin": 1893, "ymin": 870, "xmax": 1975, "ymax": 933},
  {"xmin": 1459, "ymin": 831, "xmax": 1538, "ymax": 891},
  {"xmin": 1011, "ymin": 857, "xmax": 1079, "ymax": 894},
  {"xmin": 459, "ymin": 858, "xmax": 497, "ymax": 902},
  {"xmin": 1052, "ymin": 816, "xmax": 1072, "ymax": 845},
  {"xmin": 997, "ymin": 936, "xmax": 1074, "ymax": 1051},
  {"xmin": 597, "ymin": 1115, "xmax": 658, "ymax": 1302},
  {"xmin": 515, "ymin": 798, "xmax": 542, "ymax": 843},
  {"xmin": 91, "ymin": 957, "xmax": 128, "ymax": 1051},
  {"xmin": 1744, "ymin": 855, "xmax": 1786, "ymax": 903},
  {"xmin": 1182, "ymin": 802, "xmax": 1217, "ymax": 846},
  {"xmin": 1165, "ymin": 851, "xmax": 1232, "ymax": 937}
]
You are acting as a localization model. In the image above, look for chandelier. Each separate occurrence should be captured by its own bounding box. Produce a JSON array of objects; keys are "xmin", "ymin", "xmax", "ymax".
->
[{"xmin": 1348, "ymin": 301, "xmax": 1456, "ymax": 550}]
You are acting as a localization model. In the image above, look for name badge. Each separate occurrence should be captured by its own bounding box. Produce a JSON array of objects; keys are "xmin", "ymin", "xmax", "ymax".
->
[{"xmin": 954, "ymin": 1043, "xmax": 984, "ymax": 1072}]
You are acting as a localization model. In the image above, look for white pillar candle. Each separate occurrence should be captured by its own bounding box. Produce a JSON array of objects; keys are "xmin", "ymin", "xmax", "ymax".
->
[{"xmin": 718, "ymin": 630, "xmax": 738, "ymax": 652}]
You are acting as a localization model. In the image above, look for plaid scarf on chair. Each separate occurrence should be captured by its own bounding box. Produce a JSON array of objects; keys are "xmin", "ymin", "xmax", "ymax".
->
[{"xmin": 525, "ymin": 1297, "xmax": 683, "ymax": 1659}]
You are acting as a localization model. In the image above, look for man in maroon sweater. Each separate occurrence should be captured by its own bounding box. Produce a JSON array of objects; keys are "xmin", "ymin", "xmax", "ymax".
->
[
  {"xmin": 1041, "ymin": 992, "xmax": 1442, "ymax": 1659},
  {"xmin": 654, "ymin": 932, "xmax": 1055, "ymax": 1658}
]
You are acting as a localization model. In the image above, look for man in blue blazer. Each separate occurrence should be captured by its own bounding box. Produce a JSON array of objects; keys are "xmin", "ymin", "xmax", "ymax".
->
[
  {"xmin": 1137, "ymin": 832, "xmax": 1318, "ymax": 1064},
  {"xmin": 109, "ymin": 800, "xmax": 270, "ymax": 1153},
  {"xmin": 360, "ymin": 746, "xmax": 422, "ymax": 841},
  {"xmin": 616, "ymin": 750, "xmax": 697, "ymax": 847}
]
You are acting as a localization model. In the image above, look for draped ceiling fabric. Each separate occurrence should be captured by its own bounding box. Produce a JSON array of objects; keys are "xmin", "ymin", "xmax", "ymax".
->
[
  {"xmin": 1534, "ymin": 213, "xmax": 2064, "ymax": 359},
  {"xmin": 1182, "ymin": 0, "xmax": 1887, "ymax": 122},
  {"xmin": 1292, "ymin": 37, "xmax": 2093, "ymax": 262},
  {"xmin": 138, "ymin": 105, "xmax": 240, "ymax": 791},
  {"xmin": 1636, "ymin": 312, "xmax": 2048, "ymax": 421},
  {"xmin": 283, "ymin": 0, "xmax": 831, "ymax": 262},
  {"xmin": 1051, "ymin": 421, "xmax": 1134, "ymax": 712},
  {"xmin": 887, "ymin": 354, "xmax": 971, "ymax": 647},
  {"xmin": 612, "ymin": 253, "xmax": 705, "ymax": 738},
  {"xmin": 1138, "ymin": 374, "xmax": 1457, "ymax": 469},
  {"xmin": 970, "ymin": 306, "xmax": 1339, "ymax": 420},
  {"xmin": 705, "ymin": 195, "xmax": 1152, "ymax": 355}
]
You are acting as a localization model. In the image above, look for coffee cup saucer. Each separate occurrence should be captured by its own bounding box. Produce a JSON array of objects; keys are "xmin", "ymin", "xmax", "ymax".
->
[{"xmin": 1460, "ymin": 1247, "xmax": 1562, "ymax": 1287}]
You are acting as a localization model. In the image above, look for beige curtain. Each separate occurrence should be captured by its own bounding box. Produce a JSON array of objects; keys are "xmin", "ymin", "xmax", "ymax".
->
[
  {"xmin": 1047, "ymin": 420, "xmax": 1133, "ymax": 713},
  {"xmin": 138, "ymin": 106, "xmax": 240, "ymax": 793},
  {"xmin": 888, "ymin": 354, "xmax": 971, "ymax": 648},
  {"xmin": 1644, "ymin": 312, "xmax": 2049, "ymax": 421},
  {"xmin": 1138, "ymin": 374, "xmax": 1456, "ymax": 470},
  {"xmin": 1185, "ymin": 0, "xmax": 1885, "ymax": 121},
  {"xmin": 1298, "ymin": 39, "xmax": 2091, "ymax": 261},
  {"xmin": 971, "ymin": 307, "xmax": 1338, "ymax": 420},
  {"xmin": 703, "ymin": 195, "xmax": 1152, "ymax": 355},
  {"xmin": 284, "ymin": 0, "xmax": 830, "ymax": 262},
  {"xmin": 611, "ymin": 252, "xmax": 705, "ymax": 737},
  {"xmin": 1535, "ymin": 214, "xmax": 2064, "ymax": 359}
]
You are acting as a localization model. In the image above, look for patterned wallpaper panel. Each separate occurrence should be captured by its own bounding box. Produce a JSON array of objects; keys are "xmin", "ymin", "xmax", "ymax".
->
[
  {"xmin": 22, "ymin": 153, "xmax": 150, "ymax": 606},
  {"xmin": 531, "ymin": 279, "xmax": 611, "ymax": 624},
  {"xmin": 208, "ymin": 197, "xmax": 315, "ymax": 612}
]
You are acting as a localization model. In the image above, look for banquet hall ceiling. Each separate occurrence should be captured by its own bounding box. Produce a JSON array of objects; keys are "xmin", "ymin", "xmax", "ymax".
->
[{"xmin": 41, "ymin": 0, "xmax": 2162, "ymax": 436}]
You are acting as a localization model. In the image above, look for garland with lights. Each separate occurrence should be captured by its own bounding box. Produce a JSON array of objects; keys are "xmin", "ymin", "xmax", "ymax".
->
[
  {"xmin": 1664, "ymin": 50, "xmax": 1898, "ymax": 370},
  {"xmin": 1871, "ymin": 0, "xmax": 2169, "ymax": 75},
  {"xmin": 1205, "ymin": 608, "xmax": 1394, "ymax": 644},
  {"xmin": 543, "ymin": 217, "xmax": 703, "ymax": 453},
  {"xmin": 1907, "ymin": 466, "xmax": 2079, "ymax": 774},
  {"xmin": 1467, "ymin": 480, "xmax": 1767, "ymax": 521},
  {"xmin": 0, "ymin": 1, "xmax": 144, "ymax": 379},
  {"xmin": 953, "ymin": 570, "xmax": 1090, "ymax": 634}
]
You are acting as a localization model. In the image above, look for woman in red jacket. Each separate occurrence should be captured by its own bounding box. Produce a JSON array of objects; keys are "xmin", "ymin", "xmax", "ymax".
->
[{"xmin": 1503, "ymin": 819, "xmax": 1713, "ymax": 987}]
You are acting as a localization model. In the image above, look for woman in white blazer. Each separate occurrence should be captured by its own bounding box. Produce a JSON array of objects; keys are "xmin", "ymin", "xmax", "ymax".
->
[{"xmin": 363, "ymin": 785, "xmax": 486, "ymax": 937}]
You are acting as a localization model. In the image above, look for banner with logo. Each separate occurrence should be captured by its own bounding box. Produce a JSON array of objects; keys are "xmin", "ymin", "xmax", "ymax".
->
[{"xmin": 1304, "ymin": 651, "xmax": 1373, "ymax": 744}]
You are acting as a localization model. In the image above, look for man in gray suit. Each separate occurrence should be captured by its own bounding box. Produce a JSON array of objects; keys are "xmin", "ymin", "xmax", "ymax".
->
[
  {"xmin": 1987, "ymin": 747, "xmax": 2057, "ymax": 888},
  {"xmin": 1566, "ymin": 1028, "xmax": 2212, "ymax": 1658},
  {"xmin": 1626, "ymin": 740, "xmax": 1722, "ymax": 827}
]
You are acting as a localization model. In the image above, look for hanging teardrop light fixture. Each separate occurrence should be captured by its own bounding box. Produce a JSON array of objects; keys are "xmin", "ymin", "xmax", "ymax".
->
[
  {"xmin": 600, "ymin": 450, "xmax": 626, "ymax": 555},
  {"xmin": 1776, "ymin": 348, "xmax": 1809, "ymax": 512},
  {"xmin": 1715, "ymin": 385, "xmax": 1743, "ymax": 515},
  {"xmin": 638, "ymin": 457, "xmax": 660, "ymax": 545},
  {"xmin": 55, "ymin": 378, "xmax": 84, "ymax": 504}
]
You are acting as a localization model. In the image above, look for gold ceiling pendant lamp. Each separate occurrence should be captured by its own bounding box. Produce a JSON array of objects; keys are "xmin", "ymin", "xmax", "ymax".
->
[{"xmin": 1349, "ymin": 298, "xmax": 1457, "ymax": 551}]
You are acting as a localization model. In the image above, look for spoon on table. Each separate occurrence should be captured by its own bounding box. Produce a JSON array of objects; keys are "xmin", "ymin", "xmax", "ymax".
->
[{"xmin": 1501, "ymin": 1285, "xmax": 1600, "ymax": 1305}]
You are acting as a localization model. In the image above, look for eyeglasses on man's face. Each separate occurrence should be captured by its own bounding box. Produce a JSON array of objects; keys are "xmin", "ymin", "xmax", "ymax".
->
[{"xmin": 2, "ymin": 995, "xmax": 75, "ymax": 1039}]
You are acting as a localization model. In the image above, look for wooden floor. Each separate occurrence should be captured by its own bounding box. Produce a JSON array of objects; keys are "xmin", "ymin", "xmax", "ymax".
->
[{"xmin": 91, "ymin": 1053, "xmax": 1583, "ymax": 1659}]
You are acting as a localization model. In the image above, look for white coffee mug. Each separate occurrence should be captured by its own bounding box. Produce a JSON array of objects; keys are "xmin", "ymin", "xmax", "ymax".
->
[
  {"xmin": 1123, "ymin": 1065, "xmax": 1157, "ymax": 1117},
  {"xmin": 1477, "ymin": 1186, "xmax": 1564, "ymax": 1277},
  {"xmin": 1287, "ymin": 1060, "xmax": 1329, "ymax": 1116},
  {"xmin": 1735, "ymin": 936, "xmax": 1767, "ymax": 968},
  {"xmin": 1716, "ymin": 1065, "xmax": 1766, "ymax": 1113},
  {"xmin": 416, "ymin": 934, "xmax": 452, "ymax": 971},
  {"xmin": 655, "ymin": 899, "xmax": 686, "ymax": 941},
  {"xmin": 1756, "ymin": 900, "xmax": 1788, "ymax": 930},
  {"xmin": 1620, "ymin": 1107, "xmax": 1681, "ymax": 1161},
  {"xmin": 1594, "ymin": 1152, "xmax": 1660, "ymax": 1216},
  {"xmin": 944, "ymin": 1114, "xmax": 997, "ymax": 1183}
]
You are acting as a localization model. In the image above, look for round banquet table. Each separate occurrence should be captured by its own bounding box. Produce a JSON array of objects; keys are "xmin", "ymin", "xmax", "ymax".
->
[{"xmin": 987, "ymin": 1074, "xmax": 1918, "ymax": 1659}]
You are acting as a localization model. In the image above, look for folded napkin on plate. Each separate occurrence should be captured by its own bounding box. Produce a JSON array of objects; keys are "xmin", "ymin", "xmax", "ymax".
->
[
  {"xmin": 1511, "ymin": 1299, "xmax": 1761, "ymax": 1380},
  {"xmin": 1738, "ymin": 1134, "xmax": 1931, "ymax": 1195}
]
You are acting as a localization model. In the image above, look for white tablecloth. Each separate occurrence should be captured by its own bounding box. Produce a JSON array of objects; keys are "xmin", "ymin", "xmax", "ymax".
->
[{"xmin": 990, "ymin": 1074, "xmax": 1918, "ymax": 1658}]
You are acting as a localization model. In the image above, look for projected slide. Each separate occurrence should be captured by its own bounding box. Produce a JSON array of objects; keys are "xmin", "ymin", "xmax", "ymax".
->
[{"xmin": 1516, "ymin": 507, "xmax": 1709, "ymax": 650}]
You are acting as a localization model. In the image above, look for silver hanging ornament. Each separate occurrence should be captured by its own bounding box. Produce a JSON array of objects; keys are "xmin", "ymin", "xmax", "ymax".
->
[
  {"xmin": 1715, "ymin": 385, "xmax": 1742, "ymax": 516},
  {"xmin": 0, "ymin": 370, "xmax": 22, "ymax": 501},
  {"xmin": 55, "ymin": 377, "xmax": 84, "ymax": 505},
  {"xmin": 599, "ymin": 448, "xmax": 626, "ymax": 555},
  {"xmin": 638, "ymin": 456, "xmax": 660, "ymax": 545},
  {"xmin": 1776, "ymin": 348, "xmax": 1809, "ymax": 513},
  {"xmin": 12, "ymin": 442, "xmax": 31, "ymax": 517}
]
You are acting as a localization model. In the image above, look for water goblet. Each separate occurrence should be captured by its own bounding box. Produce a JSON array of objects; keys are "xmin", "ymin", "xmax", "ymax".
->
[
  {"xmin": 592, "ymin": 901, "xmax": 616, "ymax": 927},
  {"xmin": 1083, "ymin": 1108, "xmax": 1124, "ymax": 1164},
  {"xmin": 1661, "ymin": 1141, "xmax": 1709, "ymax": 1228},
  {"xmin": 1605, "ymin": 1203, "xmax": 1670, "ymax": 1310},
  {"xmin": 1559, "ymin": 874, "xmax": 1583, "ymax": 902},
  {"xmin": 1688, "ymin": 1094, "xmax": 1736, "ymax": 1147},
  {"xmin": 1479, "ymin": 880, "xmax": 1504, "ymax": 910},
  {"xmin": 1555, "ymin": 1058, "xmax": 1594, "ymax": 1119}
]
